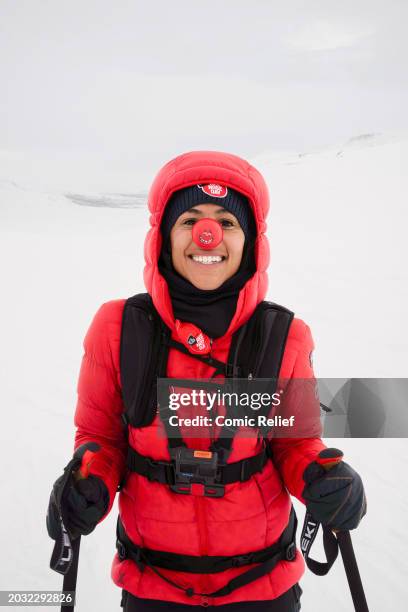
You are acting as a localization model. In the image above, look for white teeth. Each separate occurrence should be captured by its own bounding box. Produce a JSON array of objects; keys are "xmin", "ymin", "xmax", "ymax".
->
[{"xmin": 191, "ymin": 255, "xmax": 223, "ymax": 265}]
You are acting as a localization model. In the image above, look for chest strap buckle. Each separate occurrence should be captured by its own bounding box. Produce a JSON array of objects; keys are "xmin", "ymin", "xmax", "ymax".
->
[{"xmin": 169, "ymin": 447, "xmax": 225, "ymax": 497}]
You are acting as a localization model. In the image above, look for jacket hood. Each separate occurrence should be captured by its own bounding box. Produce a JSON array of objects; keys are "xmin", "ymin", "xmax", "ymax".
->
[{"xmin": 143, "ymin": 150, "xmax": 270, "ymax": 337}]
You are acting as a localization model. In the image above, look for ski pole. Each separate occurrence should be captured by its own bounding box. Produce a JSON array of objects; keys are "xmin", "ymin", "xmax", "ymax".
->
[
  {"xmin": 336, "ymin": 531, "xmax": 369, "ymax": 612},
  {"xmin": 301, "ymin": 449, "xmax": 369, "ymax": 612}
]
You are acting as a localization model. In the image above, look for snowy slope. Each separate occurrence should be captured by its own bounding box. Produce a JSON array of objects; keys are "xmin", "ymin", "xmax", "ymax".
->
[{"xmin": 0, "ymin": 136, "xmax": 407, "ymax": 611}]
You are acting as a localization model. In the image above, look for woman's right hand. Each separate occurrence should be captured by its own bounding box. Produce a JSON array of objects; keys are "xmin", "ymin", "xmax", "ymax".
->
[{"xmin": 47, "ymin": 470, "xmax": 109, "ymax": 540}]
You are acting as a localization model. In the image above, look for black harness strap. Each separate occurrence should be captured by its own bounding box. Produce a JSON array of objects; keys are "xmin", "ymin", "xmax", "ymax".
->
[
  {"xmin": 126, "ymin": 444, "xmax": 270, "ymax": 485},
  {"xmin": 165, "ymin": 338, "xmax": 240, "ymax": 377},
  {"xmin": 116, "ymin": 508, "xmax": 297, "ymax": 598}
]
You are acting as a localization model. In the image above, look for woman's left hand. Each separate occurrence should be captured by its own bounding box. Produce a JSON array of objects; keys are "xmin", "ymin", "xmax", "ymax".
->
[{"xmin": 302, "ymin": 459, "xmax": 367, "ymax": 531}]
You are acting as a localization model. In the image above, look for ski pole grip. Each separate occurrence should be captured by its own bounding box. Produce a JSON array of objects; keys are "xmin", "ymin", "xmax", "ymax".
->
[
  {"xmin": 316, "ymin": 448, "xmax": 344, "ymax": 536},
  {"xmin": 72, "ymin": 442, "xmax": 101, "ymax": 480},
  {"xmin": 316, "ymin": 448, "xmax": 344, "ymax": 471}
]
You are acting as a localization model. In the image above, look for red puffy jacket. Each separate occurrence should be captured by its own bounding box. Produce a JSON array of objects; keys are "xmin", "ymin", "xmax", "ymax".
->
[{"xmin": 73, "ymin": 151, "xmax": 326, "ymax": 606}]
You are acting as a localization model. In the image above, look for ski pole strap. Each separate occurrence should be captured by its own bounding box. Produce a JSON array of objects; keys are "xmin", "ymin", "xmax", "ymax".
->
[
  {"xmin": 300, "ymin": 511, "xmax": 339, "ymax": 576},
  {"xmin": 300, "ymin": 516, "xmax": 370, "ymax": 611},
  {"xmin": 116, "ymin": 508, "xmax": 297, "ymax": 598},
  {"xmin": 60, "ymin": 536, "xmax": 81, "ymax": 612}
]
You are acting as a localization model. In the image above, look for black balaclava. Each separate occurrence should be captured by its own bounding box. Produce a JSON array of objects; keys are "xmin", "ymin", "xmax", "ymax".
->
[{"xmin": 158, "ymin": 184, "xmax": 257, "ymax": 339}]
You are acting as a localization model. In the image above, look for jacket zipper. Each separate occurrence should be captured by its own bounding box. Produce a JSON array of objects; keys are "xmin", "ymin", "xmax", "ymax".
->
[
  {"xmin": 198, "ymin": 343, "xmax": 211, "ymax": 603},
  {"xmin": 195, "ymin": 495, "xmax": 208, "ymax": 553},
  {"xmin": 195, "ymin": 495, "xmax": 209, "ymax": 605},
  {"xmin": 196, "ymin": 344, "xmax": 209, "ymax": 554}
]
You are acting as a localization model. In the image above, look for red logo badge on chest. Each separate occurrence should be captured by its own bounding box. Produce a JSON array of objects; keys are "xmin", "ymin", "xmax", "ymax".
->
[
  {"xmin": 198, "ymin": 184, "xmax": 228, "ymax": 198},
  {"xmin": 175, "ymin": 320, "xmax": 211, "ymax": 355}
]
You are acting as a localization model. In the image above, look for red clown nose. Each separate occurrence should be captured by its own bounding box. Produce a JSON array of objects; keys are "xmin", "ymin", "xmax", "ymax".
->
[{"xmin": 192, "ymin": 218, "xmax": 223, "ymax": 250}]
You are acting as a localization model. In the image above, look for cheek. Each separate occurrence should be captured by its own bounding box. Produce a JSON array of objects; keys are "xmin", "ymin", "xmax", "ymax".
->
[
  {"xmin": 226, "ymin": 233, "xmax": 245, "ymax": 263},
  {"xmin": 170, "ymin": 229, "xmax": 190, "ymax": 266}
]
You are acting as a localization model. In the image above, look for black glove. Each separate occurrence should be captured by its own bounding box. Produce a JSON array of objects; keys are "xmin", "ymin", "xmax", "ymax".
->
[
  {"xmin": 302, "ymin": 454, "xmax": 367, "ymax": 531},
  {"xmin": 47, "ymin": 472, "xmax": 109, "ymax": 541}
]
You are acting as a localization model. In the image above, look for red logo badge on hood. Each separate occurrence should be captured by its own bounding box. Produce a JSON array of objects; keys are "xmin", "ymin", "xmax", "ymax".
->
[{"xmin": 198, "ymin": 184, "xmax": 228, "ymax": 198}]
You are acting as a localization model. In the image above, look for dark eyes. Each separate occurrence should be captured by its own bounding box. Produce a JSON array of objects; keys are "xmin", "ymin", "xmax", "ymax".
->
[
  {"xmin": 182, "ymin": 218, "xmax": 235, "ymax": 228},
  {"xmin": 220, "ymin": 219, "xmax": 235, "ymax": 228}
]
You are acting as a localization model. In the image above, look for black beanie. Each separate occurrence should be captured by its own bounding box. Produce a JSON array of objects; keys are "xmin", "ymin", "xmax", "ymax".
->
[{"xmin": 160, "ymin": 183, "xmax": 255, "ymax": 244}]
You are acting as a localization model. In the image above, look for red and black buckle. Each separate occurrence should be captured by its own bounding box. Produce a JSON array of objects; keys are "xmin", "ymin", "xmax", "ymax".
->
[{"xmin": 169, "ymin": 447, "xmax": 225, "ymax": 497}]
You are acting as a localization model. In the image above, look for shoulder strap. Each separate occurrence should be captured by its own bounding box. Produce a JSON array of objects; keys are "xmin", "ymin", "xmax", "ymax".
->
[
  {"xmin": 211, "ymin": 301, "xmax": 295, "ymax": 454},
  {"xmin": 120, "ymin": 293, "xmax": 170, "ymax": 428},
  {"xmin": 229, "ymin": 300, "xmax": 294, "ymax": 379}
]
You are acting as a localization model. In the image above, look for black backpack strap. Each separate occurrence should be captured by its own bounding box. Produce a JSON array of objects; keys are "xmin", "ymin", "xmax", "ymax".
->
[
  {"xmin": 213, "ymin": 301, "xmax": 295, "ymax": 451},
  {"xmin": 120, "ymin": 293, "xmax": 170, "ymax": 428},
  {"xmin": 233, "ymin": 301, "xmax": 294, "ymax": 380}
]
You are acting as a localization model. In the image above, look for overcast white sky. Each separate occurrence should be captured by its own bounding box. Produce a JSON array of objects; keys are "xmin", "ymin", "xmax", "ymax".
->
[{"xmin": 1, "ymin": 0, "xmax": 408, "ymax": 175}]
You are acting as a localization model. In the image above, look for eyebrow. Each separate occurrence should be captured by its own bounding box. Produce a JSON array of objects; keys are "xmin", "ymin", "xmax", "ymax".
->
[{"xmin": 183, "ymin": 207, "xmax": 233, "ymax": 215}]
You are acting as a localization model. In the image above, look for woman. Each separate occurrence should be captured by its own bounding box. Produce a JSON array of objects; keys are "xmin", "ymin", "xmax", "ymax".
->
[{"xmin": 47, "ymin": 151, "xmax": 366, "ymax": 611}]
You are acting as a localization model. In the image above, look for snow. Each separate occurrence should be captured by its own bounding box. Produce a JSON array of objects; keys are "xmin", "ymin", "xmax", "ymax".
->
[{"xmin": 0, "ymin": 135, "xmax": 407, "ymax": 610}]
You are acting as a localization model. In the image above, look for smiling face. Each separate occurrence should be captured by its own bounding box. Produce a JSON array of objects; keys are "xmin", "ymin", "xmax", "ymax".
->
[{"xmin": 169, "ymin": 204, "xmax": 246, "ymax": 290}]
